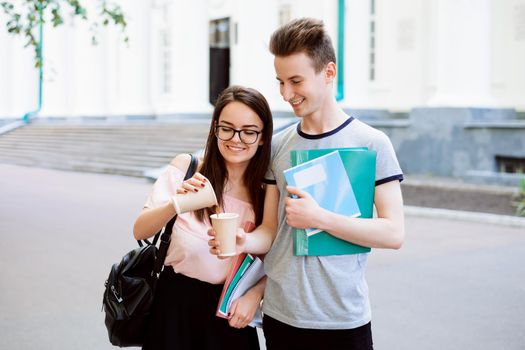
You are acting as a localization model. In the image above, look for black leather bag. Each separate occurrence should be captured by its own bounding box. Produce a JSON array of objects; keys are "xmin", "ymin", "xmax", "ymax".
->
[{"xmin": 102, "ymin": 154, "xmax": 198, "ymax": 347}]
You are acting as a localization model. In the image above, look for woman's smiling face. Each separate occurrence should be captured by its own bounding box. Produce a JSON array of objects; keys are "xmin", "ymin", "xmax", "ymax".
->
[{"xmin": 216, "ymin": 101, "xmax": 264, "ymax": 167}]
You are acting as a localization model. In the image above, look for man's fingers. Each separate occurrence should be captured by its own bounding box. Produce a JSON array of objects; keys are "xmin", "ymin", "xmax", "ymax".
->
[
  {"xmin": 286, "ymin": 186, "xmax": 302, "ymax": 196},
  {"xmin": 286, "ymin": 186, "xmax": 310, "ymax": 199}
]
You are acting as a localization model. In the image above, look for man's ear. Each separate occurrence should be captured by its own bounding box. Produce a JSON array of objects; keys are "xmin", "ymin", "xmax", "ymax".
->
[{"xmin": 325, "ymin": 62, "xmax": 336, "ymax": 83}]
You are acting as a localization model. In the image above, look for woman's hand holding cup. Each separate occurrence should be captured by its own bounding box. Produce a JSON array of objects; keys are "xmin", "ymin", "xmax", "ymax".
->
[
  {"xmin": 171, "ymin": 173, "xmax": 218, "ymax": 214},
  {"xmin": 208, "ymin": 226, "xmax": 246, "ymax": 259}
]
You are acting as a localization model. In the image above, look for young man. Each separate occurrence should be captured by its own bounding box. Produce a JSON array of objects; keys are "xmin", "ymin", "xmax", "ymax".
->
[{"xmin": 209, "ymin": 17, "xmax": 404, "ymax": 349}]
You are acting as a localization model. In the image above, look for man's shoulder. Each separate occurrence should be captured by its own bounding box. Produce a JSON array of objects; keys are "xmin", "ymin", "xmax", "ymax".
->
[
  {"xmin": 351, "ymin": 118, "xmax": 386, "ymax": 136},
  {"xmin": 273, "ymin": 122, "xmax": 298, "ymax": 144},
  {"xmin": 347, "ymin": 118, "xmax": 392, "ymax": 146},
  {"xmin": 271, "ymin": 122, "xmax": 299, "ymax": 155}
]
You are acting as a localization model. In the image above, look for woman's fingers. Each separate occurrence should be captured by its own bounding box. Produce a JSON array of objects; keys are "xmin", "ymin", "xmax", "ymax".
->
[
  {"xmin": 229, "ymin": 302, "xmax": 249, "ymax": 328},
  {"xmin": 208, "ymin": 236, "xmax": 224, "ymax": 257},
  {"xmin": 192, "ymin": 172, "xmax": 207, "ymax": 183},
  {"xmin": 176, "ymin": 187, "xmax": 188, "ymax": 194},
  {"xmin": 177, "ymin": 172, "xmax": 207, "ymax": 194}
]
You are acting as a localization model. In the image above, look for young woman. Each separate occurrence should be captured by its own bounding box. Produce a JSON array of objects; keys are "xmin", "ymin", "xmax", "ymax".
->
[{"xmin": 133, "ymin": 85, "xmax": 273, "ymax": 350}]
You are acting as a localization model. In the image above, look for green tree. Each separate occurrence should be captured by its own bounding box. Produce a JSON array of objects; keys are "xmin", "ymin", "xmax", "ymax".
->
[
  {"xmin": 1, "ymin": 0, "xmax": 128, "ymax": 68},
  {"xmin": 514, "ymin": 178, "xmax": 525, "ymax": 217}
]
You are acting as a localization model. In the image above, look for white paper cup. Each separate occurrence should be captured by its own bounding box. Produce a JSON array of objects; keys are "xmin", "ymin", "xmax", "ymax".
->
[
  {"xmin": 210, "ymin": 213, "xmax": 239, "ymax": 257},
  {"xmin": 172, "ymin": 177, "xmax": 218, "ymax": 214}
]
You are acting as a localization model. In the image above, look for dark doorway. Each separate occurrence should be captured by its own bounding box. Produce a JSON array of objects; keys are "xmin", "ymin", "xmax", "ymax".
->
[{"xmin": 209, "ymin": 18, "xmax": 230, "ymax": 105}]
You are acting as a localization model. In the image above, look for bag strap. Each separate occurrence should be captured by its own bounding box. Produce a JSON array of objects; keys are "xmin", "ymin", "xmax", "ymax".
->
[
  {"xmin": 151, "ymin": 154, "xmax": 198, "ymax": 277},
  {"xmin": 138, "ymin": 154, "xmax": 198, "ymax": 248}
]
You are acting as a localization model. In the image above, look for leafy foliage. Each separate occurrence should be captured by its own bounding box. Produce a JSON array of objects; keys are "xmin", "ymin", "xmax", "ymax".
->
[
  {"xmin": 1, "ymin": 0, "xmax": 128, "ymax": 67},
  {"xmin": 514, "ymin": 178, "xmax": 525, "ymax": 217}
]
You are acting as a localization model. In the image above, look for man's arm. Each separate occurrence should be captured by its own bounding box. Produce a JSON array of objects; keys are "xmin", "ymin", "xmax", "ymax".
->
[{"xmin": 285, "ymin": 180, "xmax": 404, "ymax": 249}]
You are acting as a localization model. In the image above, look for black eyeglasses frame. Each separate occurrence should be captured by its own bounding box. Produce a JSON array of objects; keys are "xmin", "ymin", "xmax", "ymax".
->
[{"xmin": 214, "ymin": 125, "xmax": 263, "ymax": 145}]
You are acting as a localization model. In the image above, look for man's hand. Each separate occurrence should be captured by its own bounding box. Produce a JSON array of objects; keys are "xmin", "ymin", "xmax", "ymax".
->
[
  {"xmin": 285, "ymin": 186, "xmax": 323, "ymax": 229},
  {"xmin": 208, "ymin": 227, "xmax": 246, "ymax": 258}
]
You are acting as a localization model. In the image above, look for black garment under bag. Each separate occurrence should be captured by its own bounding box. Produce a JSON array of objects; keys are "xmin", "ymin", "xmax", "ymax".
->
[{"xmin": 102, "ymin": 154, "xmax": 198, "ymax": 347}]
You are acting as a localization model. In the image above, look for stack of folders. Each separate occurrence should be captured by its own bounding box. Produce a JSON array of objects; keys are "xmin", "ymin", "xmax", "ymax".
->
[
  {"xmin": 216, "ymin": 253, "xmax": 265, "ymax": 327},
  {"xmin": 285, "ymin": 148, "xmax": 377, "ymax": 256}
]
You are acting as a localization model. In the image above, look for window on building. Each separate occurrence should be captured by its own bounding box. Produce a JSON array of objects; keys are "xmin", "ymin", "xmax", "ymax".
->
[
  {"xmin": 160, "ymin": 29, "xmax": 172, "ymax": 95},
  {"xmin": 159, "ymin": 3, "xmax": 172, "ymax": 95},
  {"xmin": 279, "ymin": 4, "xmax": 291, "ymax": 26},
  {"xmin": 209, "ymin": 18, "xmax": 230, "ymax": 104},
  {"xmin": 369, "ymin": 0, "xmax": 376, "ymax": 81},
  {"xmin": 496, "ymin": 155, "xmax": 525, "ymax": 174}
]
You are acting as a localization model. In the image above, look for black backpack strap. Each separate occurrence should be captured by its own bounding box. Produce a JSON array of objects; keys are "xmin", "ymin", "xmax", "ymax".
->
[
  {"xmin": 139, "ymin": 154, "xmax": 198, "ymax": 247},
  {"xmin": 152, "ymin": 154, "xmax": 199, "ymax": 276}
]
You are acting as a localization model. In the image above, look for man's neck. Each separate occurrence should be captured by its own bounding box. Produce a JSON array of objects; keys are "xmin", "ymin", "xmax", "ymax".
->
[{"xmin": 300, "ymin": 100, "xmax": 348, "ymax": 135}]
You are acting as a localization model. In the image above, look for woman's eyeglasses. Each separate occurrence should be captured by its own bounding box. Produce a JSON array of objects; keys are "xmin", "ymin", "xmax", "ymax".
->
[{"xmin": 215, "ymin": 125, "xmax": 262, "ymax": 144}]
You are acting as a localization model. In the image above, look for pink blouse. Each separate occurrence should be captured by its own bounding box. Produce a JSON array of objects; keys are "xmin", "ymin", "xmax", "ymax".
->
[{"xmin": 144, "ymin": 165, "xmax": 256, "ymax": 284}]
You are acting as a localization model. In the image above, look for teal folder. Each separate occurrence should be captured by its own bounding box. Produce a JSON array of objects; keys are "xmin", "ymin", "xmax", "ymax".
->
[
  {"xmin": 218, "ymin": 254, "xmax": 254, "ymax": 314},
  {"xmin": 284, "ymin": 151, "xmax": 361, "ymax": 235},
  {"xmin": 290, "ymin": 148, "xmax": 376, "ymax": 256}
]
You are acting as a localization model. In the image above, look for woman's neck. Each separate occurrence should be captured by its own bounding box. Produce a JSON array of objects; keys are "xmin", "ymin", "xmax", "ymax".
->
[{"xmin": 224, "ymin": 163, "xmax": 247, "ymax": 192}]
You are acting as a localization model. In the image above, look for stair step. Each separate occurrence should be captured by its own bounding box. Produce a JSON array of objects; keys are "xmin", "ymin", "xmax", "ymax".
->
[
  {"xmin": 0, "ymin": 151, "xmax": 168, "ymax": 168},
  {"xmin": 0, "ymin": 139, "xmax": 205, "ymax": 154},
  {"xmin": 0, "ymin": 121, "xmax": 211, "ymax": 177}
]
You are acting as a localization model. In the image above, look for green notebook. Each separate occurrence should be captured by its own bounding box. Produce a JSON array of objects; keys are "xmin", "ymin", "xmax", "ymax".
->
[{"xmin": 290, "ymin": 148, "xmax": 376, "ymax": 256}]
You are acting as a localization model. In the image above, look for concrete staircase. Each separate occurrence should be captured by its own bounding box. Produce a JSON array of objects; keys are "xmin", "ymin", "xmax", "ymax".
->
[
  {"xmin": 0, "ymin": 120, "xmax": 211, "ymax": 177},
  {"xmin": 0, "ymin": 118, "xmax": 520, "ymax": 216}
]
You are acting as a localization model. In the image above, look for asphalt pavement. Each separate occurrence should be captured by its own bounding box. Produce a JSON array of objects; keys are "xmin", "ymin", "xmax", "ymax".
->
[{"xmin": 1, "ymin": 164, "xmax": 524, "ymax": 350}]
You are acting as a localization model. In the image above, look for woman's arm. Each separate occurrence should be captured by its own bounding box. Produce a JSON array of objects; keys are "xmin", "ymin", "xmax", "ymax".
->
[
  {"xmin": 228, "ymin": 276, "xmax": 267, "ymax": 329},
  {"xmin": 209, "ymin": 184, "xmax": 280, "ymax": 256},
  {"xmin": 243, "ymin": 184, "xmax": 279, "ymax": 254},
  {"xmin": 133, "ymin": 203, "xmax": 176, "ymax": 240},
  {"xmin": 133, "ymin": 154, "xmax": 192, "ymax": 240}
]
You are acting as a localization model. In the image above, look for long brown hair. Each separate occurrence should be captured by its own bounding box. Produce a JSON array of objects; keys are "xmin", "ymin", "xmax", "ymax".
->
[
  {"xmin": 195, "ymin": 85, "xmax": 273, "ymax": 225},
  {"xmin": 269, "ymin": 17, "xmax": 336, "ymax": 73}
]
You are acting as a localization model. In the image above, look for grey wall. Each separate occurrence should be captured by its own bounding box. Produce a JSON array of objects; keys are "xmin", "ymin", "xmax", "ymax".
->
[{"xmin": 350, "ymin": 108, "xmax": 525, "ymax": 186}]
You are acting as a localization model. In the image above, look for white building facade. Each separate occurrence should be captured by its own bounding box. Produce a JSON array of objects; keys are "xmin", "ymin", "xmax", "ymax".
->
[{"xmin": 1, "ymin": 0, "xmax": 524, "ymax": 119}]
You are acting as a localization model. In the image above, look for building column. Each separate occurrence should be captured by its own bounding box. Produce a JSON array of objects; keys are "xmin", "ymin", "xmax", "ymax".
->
[
  {"xmin": 39, "ymin": 21, "xmax": 73, "ymax": 117},
  {"xmin": 343, "ymin": 0, "xmax": 371, "ymax": 108},
  {"xmin": 427, "ymin": 0, "xmax": 497, "ymax": 107},
  {"xmin": 0, "ymin": 27, "xmax": 38, "ymax": 118},
  {"xmin": 113, "ymin": 0, "xmax": 153, "ymax": 115}
]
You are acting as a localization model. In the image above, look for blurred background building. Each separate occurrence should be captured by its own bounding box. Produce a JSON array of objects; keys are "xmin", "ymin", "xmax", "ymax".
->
[{"xmin": 1, "ymin": 0, "xmax": 524, "ymax": 187}]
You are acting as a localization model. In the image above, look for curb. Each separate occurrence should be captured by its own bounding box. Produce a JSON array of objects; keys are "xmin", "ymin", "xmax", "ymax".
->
[
  {"xmin": 404, "ymin": 205, "xmax": 525, "ymax": 228},
  {"xmin": 0, "ymin": 120, "xmax": 25, "ymax": 135}
]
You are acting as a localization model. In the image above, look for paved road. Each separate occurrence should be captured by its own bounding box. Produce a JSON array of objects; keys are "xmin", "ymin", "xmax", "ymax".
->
[{"xmin": 1, "ymin": 164, "xmax": 524, "ymax": 350}]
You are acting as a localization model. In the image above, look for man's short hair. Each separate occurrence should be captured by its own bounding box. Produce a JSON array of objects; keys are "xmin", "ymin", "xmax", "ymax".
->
[{"xmin": 269, "ymin": 17, "xmax": 336, "ymax": 73}]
